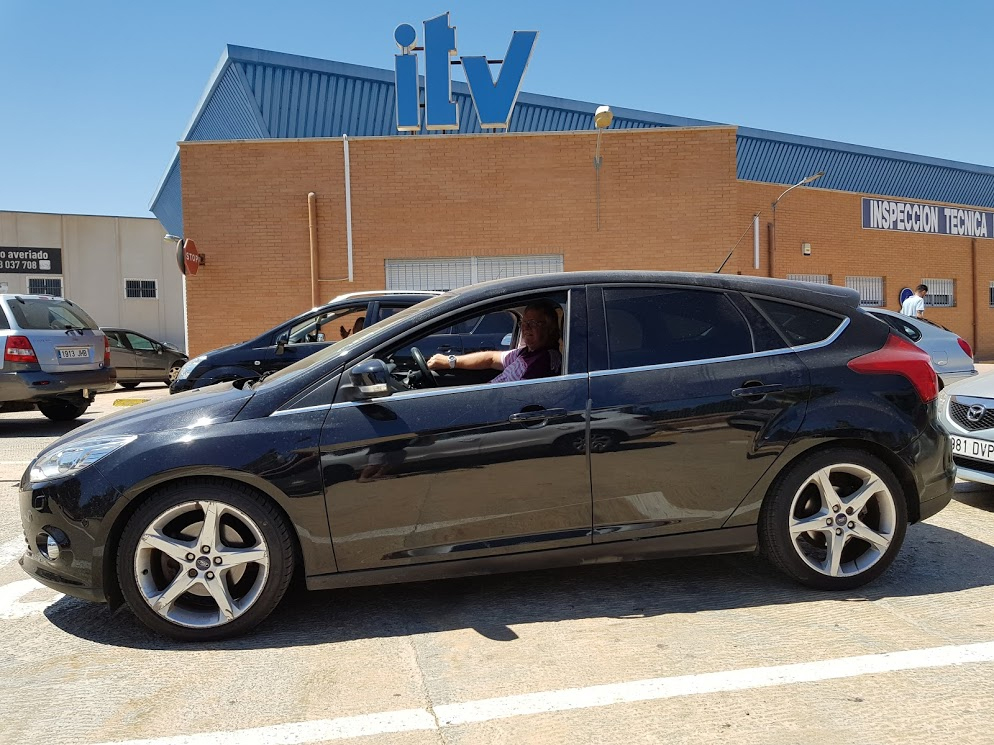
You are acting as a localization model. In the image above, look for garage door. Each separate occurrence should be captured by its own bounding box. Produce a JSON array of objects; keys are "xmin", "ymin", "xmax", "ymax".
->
[{"xmin": 385, "ymin": 255, "xmax": 564, "ymax": 291}]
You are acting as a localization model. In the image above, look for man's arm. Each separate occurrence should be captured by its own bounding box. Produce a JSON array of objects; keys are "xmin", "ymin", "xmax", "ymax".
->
[{"xmin": 427, "ymin": 350, "xmax": 504, "ymax": 371}]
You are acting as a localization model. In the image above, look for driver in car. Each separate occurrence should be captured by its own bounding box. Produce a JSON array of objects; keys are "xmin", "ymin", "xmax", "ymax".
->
[{"xmin": 427, "ymin": 299, "xmax": 562, "ymax": 383}]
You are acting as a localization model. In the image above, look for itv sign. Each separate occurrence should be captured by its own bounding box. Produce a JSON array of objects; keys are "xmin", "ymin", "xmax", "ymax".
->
[{"xmin": 393, "ymin": 12, "xmax": 538, "ymax": 132}]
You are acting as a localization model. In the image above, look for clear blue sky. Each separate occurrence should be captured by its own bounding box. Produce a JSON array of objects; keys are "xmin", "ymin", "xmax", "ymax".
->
[{"xmin": 2, "ymin": 0, "xmax": 992, "ymax": 219}]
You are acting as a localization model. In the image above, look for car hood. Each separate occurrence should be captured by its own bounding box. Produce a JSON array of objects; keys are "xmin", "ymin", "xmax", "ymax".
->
[
  {"xmin": 943, "ymin": 370, "xmax": 994, "ymax": 399},
  {"xmin": 36, "ymin": 385, "xmax": 254, "ymax": 458}
]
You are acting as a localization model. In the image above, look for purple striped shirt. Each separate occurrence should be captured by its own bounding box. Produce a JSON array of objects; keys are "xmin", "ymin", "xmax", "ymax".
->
[{"xmin": 491, "ymin": 346, "xmax": 562, "ymax": 384}]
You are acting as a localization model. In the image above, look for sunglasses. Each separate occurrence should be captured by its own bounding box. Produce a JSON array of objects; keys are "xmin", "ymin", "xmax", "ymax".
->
[{"xmin": 521, "ymin": 319, "xmax": 548, "ymax": 330}]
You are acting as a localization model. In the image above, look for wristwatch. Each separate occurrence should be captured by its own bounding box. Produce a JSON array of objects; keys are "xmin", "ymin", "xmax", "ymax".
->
[{"xmin": 448, "ymin": 354, "xmax": 457, "ymax": 369}]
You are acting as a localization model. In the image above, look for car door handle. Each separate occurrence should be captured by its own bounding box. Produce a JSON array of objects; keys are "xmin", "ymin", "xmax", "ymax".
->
[
  {"xmin": 435, "ymin": 345, "xmax": 452, "ymax": 353},
  {"xmin": 508, "ymin": 408, "xmax": 567, "ymax": 423},
  {"xmin": 731, "ymin": 382, "xmax": 784, "ymax": 401}
]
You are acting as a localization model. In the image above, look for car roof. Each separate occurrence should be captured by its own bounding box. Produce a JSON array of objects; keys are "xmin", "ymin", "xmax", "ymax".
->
[
  {"xmin": 328, "ymin": 290, "xmax": 442, "ymax": 302},
  {"xmin": 439, "ymin": 271, "xmax": 861, "ymax": 311}
]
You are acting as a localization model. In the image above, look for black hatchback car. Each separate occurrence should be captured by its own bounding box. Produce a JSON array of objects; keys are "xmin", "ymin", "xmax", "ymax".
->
[{"xmin": 19, "ymin": 272, "xmax": 954, "ymax": 641}]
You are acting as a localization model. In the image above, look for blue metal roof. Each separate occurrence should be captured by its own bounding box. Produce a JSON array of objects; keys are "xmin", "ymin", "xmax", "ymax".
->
[{"xmin": 150, "ymin": 45, "xmax": 994, "ymax": 235}]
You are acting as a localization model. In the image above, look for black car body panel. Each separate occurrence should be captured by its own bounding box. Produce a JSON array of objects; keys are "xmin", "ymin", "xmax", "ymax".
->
[{"xmin": 17, "ymin": 271, "xmax": 955, "ymax": 639}]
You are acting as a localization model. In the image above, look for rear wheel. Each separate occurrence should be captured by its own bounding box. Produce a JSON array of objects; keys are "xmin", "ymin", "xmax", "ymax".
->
[
  {"xmin": 759, "ymin": 448, "xmax": 907, "ymax": 590},
  {"xmin": 117, "ymin": 481, "xmax": 295, "ymax": 641},
  {"xmin": 37, "ymin": 397, "xmax": 89, "ymax": 421}
]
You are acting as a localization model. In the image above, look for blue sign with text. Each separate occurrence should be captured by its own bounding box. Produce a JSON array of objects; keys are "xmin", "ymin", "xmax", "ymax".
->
[
  {"xmin": 394, "ymin": 12, "xmax": 538, "ymax": 132},
  {"xmin": 862, "ymin": 197, "xmax": 993, "ymax": 239}
]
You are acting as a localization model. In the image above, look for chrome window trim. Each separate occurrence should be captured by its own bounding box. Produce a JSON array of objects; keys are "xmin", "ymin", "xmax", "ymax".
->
[
  {"xmin": 270, "ymin": 403, "xmax": 333, "ymax": 417},
  {"xmin": 590, "ymin": 316, "xmax": 850, "ymax": 378},
  {"xmin": 327, "ymin": 373, "xmax": 589, "ymax": 410}
]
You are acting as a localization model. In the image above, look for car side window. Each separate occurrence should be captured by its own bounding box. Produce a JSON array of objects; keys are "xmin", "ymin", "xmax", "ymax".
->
[
  {"xmin": 125, "ymin": 332, "xmax": 155, "ymax": 351},
  {"xmin": 105, "ymin": 331, "xmax": 125, "ymax": 349},
  {"xmin": 602, "ymin": 288, "xmax": 753, "ymax": 370},
  {"xmin": 751, "ymin": 298, "xmax": 845, "ymax": 347}
]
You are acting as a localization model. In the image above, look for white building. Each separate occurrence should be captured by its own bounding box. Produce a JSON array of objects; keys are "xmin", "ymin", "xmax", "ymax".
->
[{"xmin": 0, "ymin": 211, "xmax": 185, "ymax": 351}]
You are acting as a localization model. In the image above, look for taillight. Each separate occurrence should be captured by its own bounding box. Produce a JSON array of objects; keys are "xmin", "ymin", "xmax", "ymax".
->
[
  {"xmin": 104, "ymin": 336, "xmax": 110, "ymax": 366},
  {"xmin": 957, "ymin": 337, "xmax": 974, "ymax": 360},
  {"xmin": 4, "ymin": 336, "xmax": 38, "ymax": 364},
  {"xmin": 848, "ymin": 333, "xmax": 938, "ymax": 403}
]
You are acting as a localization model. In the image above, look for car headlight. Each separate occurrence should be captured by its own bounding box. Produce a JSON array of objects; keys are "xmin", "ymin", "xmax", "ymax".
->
[
  {"xmin": 177, "ymin": 355, "xmax": 206, "ymax": 380},
  {"xmin": 30, "ymin": 435, "xmax": 137, "ymax": 483}
]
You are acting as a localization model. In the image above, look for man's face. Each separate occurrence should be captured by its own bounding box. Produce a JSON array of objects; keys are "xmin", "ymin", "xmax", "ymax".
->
[{"xmin": 521, "ymin": 308, "xmax": 554, "ymax": 350}]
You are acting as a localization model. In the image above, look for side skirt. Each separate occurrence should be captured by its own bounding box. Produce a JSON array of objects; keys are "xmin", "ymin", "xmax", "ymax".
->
[{"xmin": 306, "ymin": 525, "xmax": 758, "ymax": 591}]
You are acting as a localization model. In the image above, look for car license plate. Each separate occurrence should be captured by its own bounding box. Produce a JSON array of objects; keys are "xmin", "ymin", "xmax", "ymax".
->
[
  {"xmin": 950, "ymin": 434, "xmax": 994, "ymax": 463},
  {"xmin": 57, "ymin": 347, "xmax": 91, "ymax": 360}
]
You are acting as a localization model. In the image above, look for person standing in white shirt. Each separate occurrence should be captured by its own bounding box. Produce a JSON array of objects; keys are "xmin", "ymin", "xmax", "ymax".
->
[{"xmin": 900, "ymin": 284, "xmax": 928, "ymax": 318}]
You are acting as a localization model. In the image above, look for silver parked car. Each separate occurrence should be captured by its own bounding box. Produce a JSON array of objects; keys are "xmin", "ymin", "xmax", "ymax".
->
[
  {"xmin": 866, "ymin": 308, "xmax": 975, "ymax": 388},
  {"xmin": 0, "ymin": 294, "xmax": 116, "ymax": 420},
  {"xmin": 937, "ymin": 373, "xmax": 994, "ymax": 486}
]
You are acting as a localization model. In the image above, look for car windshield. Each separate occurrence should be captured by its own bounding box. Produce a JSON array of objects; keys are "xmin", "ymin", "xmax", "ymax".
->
[
  {"xmin": 257, "ymin": 293, "xmax": 452, "ymax": 388},
  {"xmin": 6, "ymin": 296, "xmax": 98, "ymax": 330}
]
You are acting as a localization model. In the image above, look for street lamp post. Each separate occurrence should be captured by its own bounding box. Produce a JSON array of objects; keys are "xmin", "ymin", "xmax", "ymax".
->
[{"xmin": 770, "ymin": 171, "xmax": 825, "ymax": 277}]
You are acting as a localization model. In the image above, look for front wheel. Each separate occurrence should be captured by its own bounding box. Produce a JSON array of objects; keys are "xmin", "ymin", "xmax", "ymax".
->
[
  {"xmin": 166, "ymin": 364, "xmax": 183, "ymax": 385},
  {"xmin": 117, "ymin": 481, "xmax": 295, "ymax": 641},
  {"xmin": 759, "ymin": 448, "xmax": 907, "ymax": 590},
  {"xmin": 37, "ymin": 397, "xmax": 89, "ymax": 421}
]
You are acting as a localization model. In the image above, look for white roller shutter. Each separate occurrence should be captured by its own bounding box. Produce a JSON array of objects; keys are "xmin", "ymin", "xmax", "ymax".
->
[{"xmin": 385, "ymin": 255, "xmax": 564, "ymax": 291}]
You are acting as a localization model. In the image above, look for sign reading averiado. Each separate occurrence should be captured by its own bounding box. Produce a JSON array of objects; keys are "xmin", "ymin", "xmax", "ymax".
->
[
  {"xmin": 394, "ymin": 12, "xmax": 537, "ymax": 132},
  {"xmin": 0, "ymin": 247, "xmax": 63, "ymax": 274},
  {"xmin": 862, "ymin": 197, "xmax": 993, "ymax": 238}
]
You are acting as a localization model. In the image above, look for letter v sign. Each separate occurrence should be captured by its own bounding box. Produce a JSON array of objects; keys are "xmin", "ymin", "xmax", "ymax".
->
[{"xmin": 462, "ymin": 31, "xmax": 538, "ymax": 129}]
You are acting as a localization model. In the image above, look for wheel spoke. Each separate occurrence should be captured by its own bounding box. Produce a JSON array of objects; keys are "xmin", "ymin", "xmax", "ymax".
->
[
  {"xmin": 205, "ymin": 575, "xmax": 238, "ymax": 622},
  {"xmin": 151, "ymin": 572, "xmax": 197, "ymax": 614},
  {"xmin": 789, "ymin": 513, "xmax": 830, "ymax": 537},
  {"xmin": 824, "ymin": 530, "xmax": 847, "ymax": 577},
  {"xmin": 221, "ymin": 546, "xmax": 269, "ymax": 570},
  {"xmin": 813, "ymin": 470, "xmax": 840, "ymax": 510},
  {"xmin": 850, "ymin": 522, "xmax": 891, "ymax": 551},
  {"xmin": 197, "ymin": 501, "xmax": 222, "ymax": 549},
  {"xmin": 139, "ymin": 530, "xmax": 195, "ymax": 564},
  {"xmin": 843, "ymin": 477, "xmax": 884, "ymax": 515}
]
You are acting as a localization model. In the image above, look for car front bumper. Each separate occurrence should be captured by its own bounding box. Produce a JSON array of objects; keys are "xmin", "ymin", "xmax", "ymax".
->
[
  {"xmin": 18, "ymin": 465, "xmax": 123, "ymax": 603},
  {"xmin": 0, "ymin": 367, "xmax": 116, "ymax": 404}
]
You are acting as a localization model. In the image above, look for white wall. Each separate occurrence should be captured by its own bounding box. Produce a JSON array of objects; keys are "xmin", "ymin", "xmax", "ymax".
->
[{"xmin": 0, "ymin": 211, "xmax": 186, "ymax": 351}]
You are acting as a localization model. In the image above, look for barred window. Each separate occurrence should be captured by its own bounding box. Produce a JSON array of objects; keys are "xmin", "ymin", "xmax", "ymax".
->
[
  {"xmin": 922, "ymin": 278, "xmax": 954, "ymax": 307},
  {"xmin": 125, "ymin": 279, "xmax": 158, "ymax": 299},
  {"xmin": 989, "ymin": 282, "xmax": 994, "ymax": 308},
  {"xmin": 845, "ymin": 276, "xmax": 884, "ymax": 307},
  {"xmin": 27, "ymin": 277, "xmax": 62, "ymax": 297},
  {"xmin": 787, "ymin": 274, "xmax": 831, "ymax": 284}
]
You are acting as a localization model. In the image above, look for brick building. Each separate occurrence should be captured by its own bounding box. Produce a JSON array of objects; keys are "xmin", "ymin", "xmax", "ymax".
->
[{"xmin": 152, "ymin": 46, "xmax": 994, "ymax": 357}]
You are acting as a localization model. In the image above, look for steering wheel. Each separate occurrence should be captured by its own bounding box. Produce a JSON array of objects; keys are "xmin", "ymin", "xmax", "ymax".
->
[{"xmin": 410, "ymin": 347, "xmax": 437, "ymax": 388}]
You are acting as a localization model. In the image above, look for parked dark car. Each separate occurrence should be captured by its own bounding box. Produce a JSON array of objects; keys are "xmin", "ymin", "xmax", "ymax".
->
[
  {"xmin": 170, "ymin": 291, "xmax": 447, "ymax": 393},
  {"xmin": 0, "ymin": 294, "xmax": 116, "ymax": 420},
  {"xmin": 101, "ymin": 328, "xmax": 188, "ymax": 389},
  {"xmin": 19, "ymin": 272, "xmax": 953, "ymax": 640}
]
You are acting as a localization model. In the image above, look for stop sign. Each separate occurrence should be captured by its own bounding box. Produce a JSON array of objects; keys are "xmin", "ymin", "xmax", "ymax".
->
[{"xmin": 176, "ymin": 239, "xmax": 200, "ymax": 276}]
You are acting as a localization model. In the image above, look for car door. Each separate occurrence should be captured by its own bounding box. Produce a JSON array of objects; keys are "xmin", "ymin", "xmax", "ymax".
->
[
  {"xmin": 586, "ymin": 284, "xmax": 810, "ymax": 541},
  {"xmin": 105, "ymin": 331, "xmax": 137, "ymax": 380},
  {"xmin": 123, "ymin": 332, "xmax": 165, "ymax": 380},
  {"xmin": 319, "ymin": 288, "xmax": 592, "ymax": 572}
]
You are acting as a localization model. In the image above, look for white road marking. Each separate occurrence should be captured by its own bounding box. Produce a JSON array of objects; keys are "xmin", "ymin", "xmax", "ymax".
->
[
  {"xmin": 0, "ymin": 578, "xmax": 63, "ymax": 620},
  {"xmin": 0, "ymin": 538, "xmax": 25, "ymax": 569},
  {"xmin": 93, "ymin": 640, "xmax": 994, "ymax": 745}
]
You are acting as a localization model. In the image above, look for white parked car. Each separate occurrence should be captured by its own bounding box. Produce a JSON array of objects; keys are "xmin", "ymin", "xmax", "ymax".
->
[{"xmin": 937, "ymin": 372, "xmax": 994, "ymax": 486}]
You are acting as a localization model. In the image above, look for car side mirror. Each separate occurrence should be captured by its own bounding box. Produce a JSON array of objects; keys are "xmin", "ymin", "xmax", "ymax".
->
[{"xmin": 347, "ymin": 359, "xmax": 392, "ymax": 400}]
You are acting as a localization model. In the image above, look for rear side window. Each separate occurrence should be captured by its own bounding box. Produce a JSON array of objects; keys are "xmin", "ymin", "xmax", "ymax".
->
[
  {"xmin": 869, "ymin": 312, "xmax": 922, "ymax": 342},
  {"xmin": 7, "ymin": 297, "xmax": 97, "ymax": 330},
  {"xmin": 603, "ymin": 287, "xmax": 753, "ymax": 369},
  {"xmin": 751, "ymin": 298, "xmax": 843, "ymax": 347}
]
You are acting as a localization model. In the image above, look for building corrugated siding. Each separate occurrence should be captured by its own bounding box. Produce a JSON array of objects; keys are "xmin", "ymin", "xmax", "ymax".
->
[{"xmin": 150, "ymin": 44, "xmax": 994, "ymax": 232}]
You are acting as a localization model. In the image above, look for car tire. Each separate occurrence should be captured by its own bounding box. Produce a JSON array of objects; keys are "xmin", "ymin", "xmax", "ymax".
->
[
  {"xmin": 117, "ymin": 480, "xmax": 295, "ymax": 641},
  {"xmin": 37, "ymin": 397, "xmax": 90, "ymax": 421},
  {"xmin": 166, "ymin": 364, "xmax": 183, "ymax": 385},
  {"xmin": 759, "ymin": 448, "xmax": 907, "ymax": 590},
  {"xmin": 119, "ymin": 382, "xmax": 140, "ymax": 390}
]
